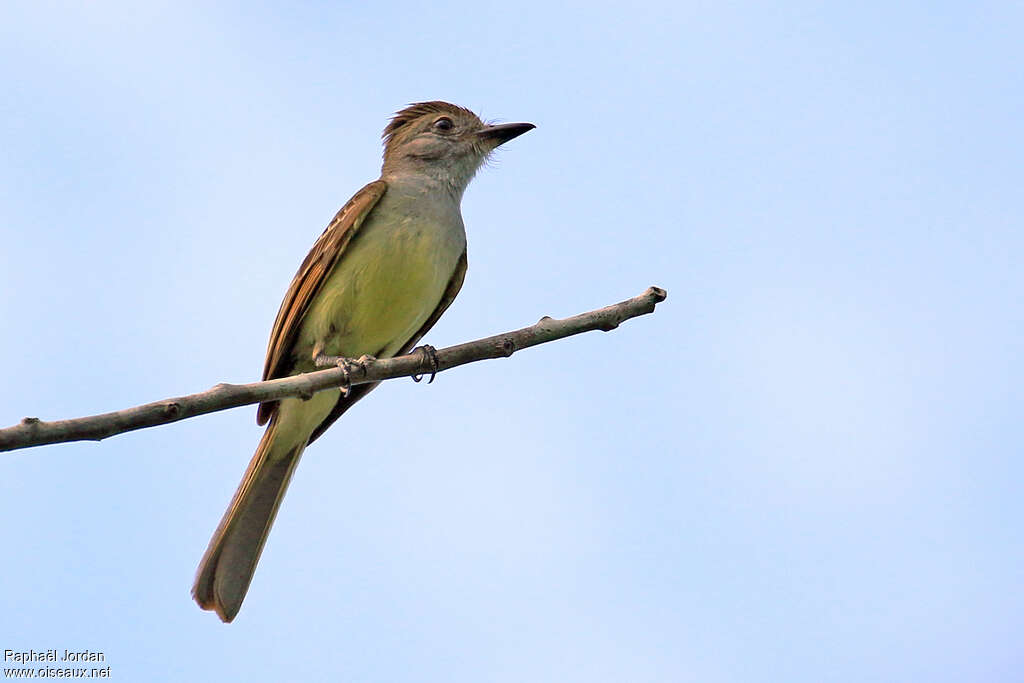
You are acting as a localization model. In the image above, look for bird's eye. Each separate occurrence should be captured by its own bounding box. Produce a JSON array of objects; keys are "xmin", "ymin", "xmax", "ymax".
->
[{"xmin": 433, "ymin": 117, "xmax": 454, "ymax": 132}]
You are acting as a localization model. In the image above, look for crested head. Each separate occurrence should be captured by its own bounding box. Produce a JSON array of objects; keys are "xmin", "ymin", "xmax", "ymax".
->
[
  {"xmin": 380, "ymin": 101, "xmax": 534, "ymax": 197},
  {"xmin": 383, "ymin": 102, "xmax": 482, "ymax": 153}
]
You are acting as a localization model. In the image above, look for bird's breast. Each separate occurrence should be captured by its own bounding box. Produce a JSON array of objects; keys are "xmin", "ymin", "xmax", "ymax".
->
[{"xmin": 294, "ymin": 201, "xmax": 466, "ymax": 368}]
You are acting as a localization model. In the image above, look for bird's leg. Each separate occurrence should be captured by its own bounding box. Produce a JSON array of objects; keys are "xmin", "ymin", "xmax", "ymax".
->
[
  {"xmin": 314, "ymin": 352, "xmax": 379, "ymax": 397},
  {"xmin": 314, "ymin": 352, "xmax": 353, "ymax": 397},
  {"xmin": 410, "ymin": 344, "xmax": 439, "ymax": 384},
  {"xmin": 352, "ymin": 354, "xmax": 377, "ymax": 375}
]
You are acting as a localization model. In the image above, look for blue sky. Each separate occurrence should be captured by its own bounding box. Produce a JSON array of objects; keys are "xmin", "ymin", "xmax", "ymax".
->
[{"xmin": 1, "ymin": 2, "xmax": 1022, "ymax": 681}]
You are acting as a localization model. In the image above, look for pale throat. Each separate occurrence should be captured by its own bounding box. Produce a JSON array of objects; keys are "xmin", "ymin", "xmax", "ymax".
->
[{"xmin": 382, "ymin": 153, "xmax": 483, "ymax": 202}]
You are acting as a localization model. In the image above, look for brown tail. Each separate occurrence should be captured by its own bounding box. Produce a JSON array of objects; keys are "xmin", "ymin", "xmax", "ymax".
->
[{"xmin": 192, "ymin": 419, "xmax": 304, "ymax": 622}]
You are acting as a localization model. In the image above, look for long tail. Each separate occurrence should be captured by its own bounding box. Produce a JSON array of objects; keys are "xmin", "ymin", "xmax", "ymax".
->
[{"xmin": 192, "ymin": 418, "xmax": 304, "ymax": 622}]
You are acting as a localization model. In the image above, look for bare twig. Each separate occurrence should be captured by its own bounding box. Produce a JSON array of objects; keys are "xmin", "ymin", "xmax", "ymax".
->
[{"xmin": 0, "ymin": 286, "xmax": 667, "ymax": 453}]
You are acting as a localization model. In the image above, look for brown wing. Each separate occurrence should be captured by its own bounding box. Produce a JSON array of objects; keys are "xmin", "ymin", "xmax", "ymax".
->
[
  {"xmin": 256, "ymin": 180, "xmax": 388, "ymax": 426},
  {"xmin": 306, "ymin": 249, "xmax": 468, "ymax": 444}
]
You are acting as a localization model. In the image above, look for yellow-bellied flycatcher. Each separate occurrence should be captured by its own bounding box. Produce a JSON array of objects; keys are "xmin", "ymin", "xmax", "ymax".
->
[{"xmin": 193, "ymin": 102, "xmax": 533, "ymax": 622}]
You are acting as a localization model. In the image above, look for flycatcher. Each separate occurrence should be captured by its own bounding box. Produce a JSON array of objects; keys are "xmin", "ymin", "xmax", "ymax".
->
[{"xmin": 193, "ymin": 102, "xmax": 534, "ymax": 622}]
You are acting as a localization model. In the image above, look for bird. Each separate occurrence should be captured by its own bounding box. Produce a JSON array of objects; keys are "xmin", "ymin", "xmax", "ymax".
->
[{"xmin": 192, "ymin": 101, "xmax": 534, "ymax": 622}]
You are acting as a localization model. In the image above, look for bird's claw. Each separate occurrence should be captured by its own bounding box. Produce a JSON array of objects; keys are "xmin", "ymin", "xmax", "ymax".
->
[
  {"xmin": 411, "ymin": 345, "xmax": 439, "ymax": 384},
  {"xmin": 314, "ymin": 353, "xmax": 374, "ymax": 398},
  {"xmin": 335, "ymin": 358, "xmax": 353, "ymax": 397}
]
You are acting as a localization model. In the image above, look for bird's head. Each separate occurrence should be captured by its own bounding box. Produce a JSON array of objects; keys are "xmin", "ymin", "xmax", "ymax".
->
[{"xmin": 381, "ymin": 101, "xmax": 534, "ymax": 195}]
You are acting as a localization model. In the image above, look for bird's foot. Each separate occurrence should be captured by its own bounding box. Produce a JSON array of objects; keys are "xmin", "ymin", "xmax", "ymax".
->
[
  {"xmin": 314, "ymin": 353, "xmax": 376, "ymax": 397},
  {"xmin": 411, "ymin": 345, "xmax": 439, "ymax": 384}
]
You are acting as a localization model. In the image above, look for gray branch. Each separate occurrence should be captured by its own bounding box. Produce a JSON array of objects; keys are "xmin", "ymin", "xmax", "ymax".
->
[{"xmin": 0, "ymin": 286, "xmax": 667, "ymax": 453}]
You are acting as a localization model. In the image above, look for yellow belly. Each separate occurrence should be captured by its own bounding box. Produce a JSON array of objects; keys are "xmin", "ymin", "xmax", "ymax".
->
[{"xmin": 293, "ymin": 211, "xmax": 463, "ymax": 370}]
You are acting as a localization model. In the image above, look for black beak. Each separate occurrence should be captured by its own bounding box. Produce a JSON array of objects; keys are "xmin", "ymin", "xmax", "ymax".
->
[{"xmin": 476, "ymin": 122, "xmax": 536, "ymax": 146}]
